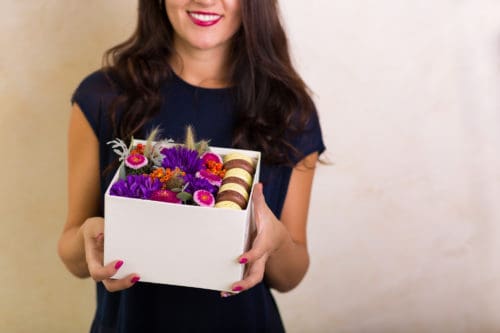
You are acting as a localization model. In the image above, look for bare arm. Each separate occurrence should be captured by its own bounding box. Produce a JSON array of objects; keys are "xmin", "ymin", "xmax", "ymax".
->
[
  {"xmin": 57, "ymin": 104, "xmax": 138, "ymax": 290},
  {"xmin": 264, "ymin": 152, "xmax": 317, "ymax": 291},
  {"xmin": 57, "ymin": 103, "xmax": 101, "ymax": 278}
]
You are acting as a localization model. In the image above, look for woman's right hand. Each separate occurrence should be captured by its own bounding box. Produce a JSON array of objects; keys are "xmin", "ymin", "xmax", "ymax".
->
[{"xmin": 81, "ymin": 217, "xmax": 140, "ymax": 292}]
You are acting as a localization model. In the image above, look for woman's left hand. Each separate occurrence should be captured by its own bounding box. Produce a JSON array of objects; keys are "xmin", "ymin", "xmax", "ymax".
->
[{"xmin": 221, "ymin": 183, "xmax": 287, "ymax": 297}]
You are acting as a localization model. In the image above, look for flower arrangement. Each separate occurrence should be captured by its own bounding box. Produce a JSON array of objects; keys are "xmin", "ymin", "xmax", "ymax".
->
[{"xmin": 107, "ymin": 126, "xmax": 257, "ymax": 209}]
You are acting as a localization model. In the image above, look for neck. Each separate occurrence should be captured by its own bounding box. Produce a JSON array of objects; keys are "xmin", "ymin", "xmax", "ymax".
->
[{"xmin": 170, "ymin": 38, "xmax": 231, "ymax": 89}]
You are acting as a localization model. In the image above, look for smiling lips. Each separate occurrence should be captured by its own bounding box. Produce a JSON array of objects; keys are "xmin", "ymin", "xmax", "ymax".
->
[{"xmin": 188, "ymin": 11, "xmax": 222, "ymax": 27}]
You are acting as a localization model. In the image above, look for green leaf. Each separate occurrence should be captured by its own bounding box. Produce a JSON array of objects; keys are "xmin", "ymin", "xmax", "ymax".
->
[
  {"xmin": 119, "ymin": 166, "xmax": 127, "ymax": 180},
  {"xmin": 176, "ymin": 192, "xmax": 192, "ymax": 203}
]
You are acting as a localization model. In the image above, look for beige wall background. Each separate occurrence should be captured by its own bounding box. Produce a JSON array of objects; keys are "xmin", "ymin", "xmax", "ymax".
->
[{"xmin": 1, "ymin": 0, "xmax": 500, "ymax": 332}]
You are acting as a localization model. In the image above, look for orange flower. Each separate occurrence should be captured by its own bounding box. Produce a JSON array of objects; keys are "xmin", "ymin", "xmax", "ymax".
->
[
  {"xmin": 205, "ymin": 160, "xmax": 226, "ymax": 177},
  {"xmin": 149, "ymin": 167, "xmax": 186, "ymax": 186},
  {"xmin": 130, "ymin": 143, "xmax": 145, "ymax": 156},
  {"xmin": 136, "ymin": 143, "xmax": 145, "ymax": 154}
]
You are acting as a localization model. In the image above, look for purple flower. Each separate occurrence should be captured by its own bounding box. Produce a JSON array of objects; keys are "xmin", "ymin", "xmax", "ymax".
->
[
  {"xmin": 161, "ymin": 146, "xmax": 203, "ymax": 174},
  {"xmin": 183, "ymin": 174, "xmax": 216, "ymax": 195},
  {"xmin": 110, "ymin": 175, "xmax": 162, "ymax": 199}
]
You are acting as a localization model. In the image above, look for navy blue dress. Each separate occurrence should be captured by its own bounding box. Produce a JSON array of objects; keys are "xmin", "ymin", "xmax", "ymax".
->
[{"xmin": 72, "ymin": 70, "xmax": 325, "ymax": 333}]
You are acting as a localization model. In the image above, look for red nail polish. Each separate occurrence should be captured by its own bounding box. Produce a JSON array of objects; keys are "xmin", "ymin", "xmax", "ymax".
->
[
  {"xmin": 131, "ymin": 276, "xmax": 140, "ymax": 284},
  {"xmin": 232, "ymin": 286, "xmax": 243, "ymax": 292},
  {"xmin": 114, "ymin": 260, "xmax": 124, "ymax": 270},
  {"xmin": 239, "ymin": 258, "xmax": 248, "ymax": 264}
]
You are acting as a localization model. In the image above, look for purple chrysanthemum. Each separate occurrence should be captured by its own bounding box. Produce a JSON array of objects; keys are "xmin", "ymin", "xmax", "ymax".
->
[
  {"xmin": 110, "ymin": 175, "xmax": 162, "ymax": 199},
  {"xmin": 161, "ymin": 146, "xmax": 203, "ymax": 175},
  {"xmin": 182, "ymin": 174, "xmax": 217, "ymax": 195}
]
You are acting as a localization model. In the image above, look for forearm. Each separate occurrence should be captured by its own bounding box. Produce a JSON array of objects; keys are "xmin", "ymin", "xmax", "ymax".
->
[
  {"xmin": 58, "ymin": 224, "xmax": 90, "ymax": 278},
  {"xmin": 264, "ymin": 222, "xmax": 310, "ymax": 292}
]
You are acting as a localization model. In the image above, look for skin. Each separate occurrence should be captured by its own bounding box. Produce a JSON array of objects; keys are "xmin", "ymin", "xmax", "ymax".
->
[
  {"xmin": 166, "ymin": 0, "xmax": 242, "ymax": 88},
  {"xmin": 58, "ymin": 0, "xmax": 319, "ymax": 295}
]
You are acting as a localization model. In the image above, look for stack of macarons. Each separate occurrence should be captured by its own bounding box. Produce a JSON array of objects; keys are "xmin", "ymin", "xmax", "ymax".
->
[{"xmin": 215, "ymin": 152, "xmax": 256, "ymax": 210}]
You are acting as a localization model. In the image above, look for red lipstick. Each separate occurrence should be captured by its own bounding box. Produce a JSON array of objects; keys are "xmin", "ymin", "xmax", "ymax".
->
[{"xmin": 188, "ymin": 11, "xmax": 223, "ymax": 27}]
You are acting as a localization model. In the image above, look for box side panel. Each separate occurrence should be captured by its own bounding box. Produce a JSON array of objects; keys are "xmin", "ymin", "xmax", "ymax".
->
[{"xmin": 104, "ymin": 196, "xmax": 248, "ymax": 291}]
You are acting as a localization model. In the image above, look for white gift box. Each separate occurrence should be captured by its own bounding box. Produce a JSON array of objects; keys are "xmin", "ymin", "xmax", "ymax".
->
[{"xmin": 103, "ymin": 141, "xmax": 260, "ymax": 292}]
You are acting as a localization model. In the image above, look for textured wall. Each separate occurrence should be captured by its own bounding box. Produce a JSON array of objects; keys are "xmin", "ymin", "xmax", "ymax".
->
[
  {"xmin": 276, "ymin": 1, "xmax": 500, "ymax": 332},
  {"xmin": 1, "ymin": 1, "xmax": 499, "ymax": 332},
  {"xmin": 0, "ymin": 1, "xmax": 136, "ymax": 332}
]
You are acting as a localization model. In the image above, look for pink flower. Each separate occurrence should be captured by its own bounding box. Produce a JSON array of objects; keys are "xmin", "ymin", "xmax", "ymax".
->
[
  {"xmin": 201, "ymin": 151, "xmax": 222, "ymax": 165},
  {"xmin": 125, "ymin": 154, "xmax": 148, "ymax": 169},
  {"xmin": 150, "ymin": 189, "xmax": 182, "ymax": 204},
  {"xmin": 193, "ymin": 190, "xmax": 215, "ymax": 207},
  {"xmin": 196, "ymin": 169, "xmax": 222, "ymax": 187}
]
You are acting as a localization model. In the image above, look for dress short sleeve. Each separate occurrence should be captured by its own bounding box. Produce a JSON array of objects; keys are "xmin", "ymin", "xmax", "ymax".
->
[
  {"xmin": 291, "ymin": 108, "xmax": 326, "ymax": 165},
  {"xmin": 259, "ymin": 107, "xmax": 325, "ymax": 218},
  {"xmin": 71, "ymin": 70, "xmax": 116, "ymax": 138}
]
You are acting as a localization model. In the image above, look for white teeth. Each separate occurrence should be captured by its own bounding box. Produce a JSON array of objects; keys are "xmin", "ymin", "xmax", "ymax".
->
[{"xmin": 189, "ymin": 13, "xmax": 221, "ymax": 22}]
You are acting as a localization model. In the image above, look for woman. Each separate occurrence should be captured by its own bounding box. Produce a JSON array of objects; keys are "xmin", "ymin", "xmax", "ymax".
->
[{"xmin": 58, "ymin": 0, "xmax": 325, "ymax": 331}]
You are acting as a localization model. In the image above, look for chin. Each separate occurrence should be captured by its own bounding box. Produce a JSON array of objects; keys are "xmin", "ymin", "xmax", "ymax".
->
[
  {"xmin": 192, "ymin": 40, "xmax": 226, "ymax": 51},
  {"xmin": 182, "ymin": 32, "xmax": 229, "ymax": 50}
]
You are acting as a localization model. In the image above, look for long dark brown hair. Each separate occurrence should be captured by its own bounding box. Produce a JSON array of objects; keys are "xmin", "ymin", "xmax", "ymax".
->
[{"xmin": 104, "ymin": 0, "xmax": 316, "ymax": 165}]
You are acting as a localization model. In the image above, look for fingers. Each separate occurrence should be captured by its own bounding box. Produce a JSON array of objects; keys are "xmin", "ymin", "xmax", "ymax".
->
[
  {"xmin": 88, "ymin": 252, "xmax": 141, "ymax": 292},
  {"xmin": 82, "ymin": 222, "xmax": 140, "ymax": 292},
  {"xmin": 88, "ymin": 258, "xmax": 123, "ymax": 282},
  {"xmin": 230, "ymin": 254, "xmax": 268, "ymax": 293},
  {"xmin": 220, "ymin": 291, "xmax": 236, "ymax": 298},
  {"xmin": 90, "ymin": 258, "xmax": 141, "ymax": 292},
  {"xmin": 222, "ymin": 252, "xmax": 267, "ymax": 297},
  {"xmin": 84, "ymin": 232, "xmax": 114, "ymax": 281},
  {"xmin": 102, "ymin": 273, "xmax": 141, "ymax": 292},
  {"xmin": 238, "ymin": 245, "xmax": 266, "ymax": 266}
]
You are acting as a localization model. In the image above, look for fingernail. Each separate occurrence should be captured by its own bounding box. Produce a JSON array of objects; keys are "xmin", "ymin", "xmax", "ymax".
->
[
  {"xmin": 232, "ymin": 286, "xmax": 243, "ymax": 292},
  {"xmin": 114, "ymin": 260, "xmax": 124, "ymax": 270},
  {"xmin": 239, "ymin": 258, "xmax": 248, "ymax": 264},
  {"xmin": 131, "ymin": 276, "xmax": 140, "ymax": 284}
]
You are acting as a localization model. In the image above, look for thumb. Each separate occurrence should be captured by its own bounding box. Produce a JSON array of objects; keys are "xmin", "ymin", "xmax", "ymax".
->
[
  {"xmin": 251, "ymin": 183, "xmax": 265, "ymax": 210},
  {"xmin": 251, "ymin": 183, "xmax": 268, "ymax": 229}
]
